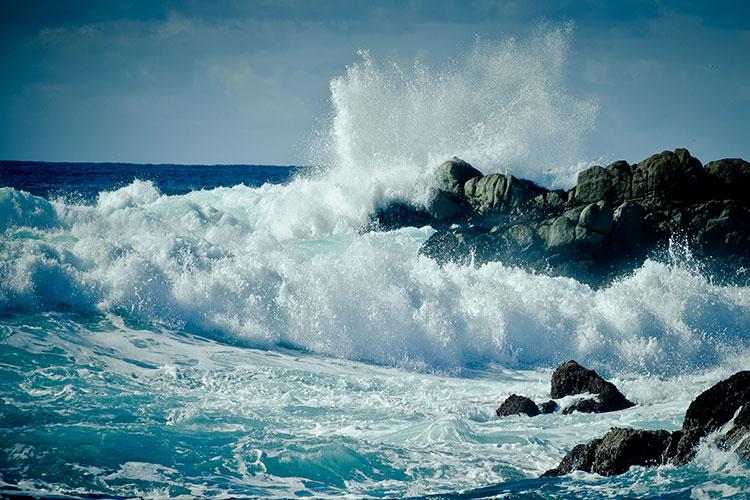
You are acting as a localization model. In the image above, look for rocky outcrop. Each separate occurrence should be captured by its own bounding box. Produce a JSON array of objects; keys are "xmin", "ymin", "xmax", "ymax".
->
[
  {"xmin": 542, "ymin": 428, "xmax": 672, "ymax": 477},
  {"xmin": 496, "ymin": 394, "xmax": 540, "ymax": 417},
  {"xmin": 543, "ymin": 371, "xmax": 750, "ymax": 477},
  {"xmin": 367, "ymin": 149, "xmax": 750, "ymax": 286},
  {"xmin": 495, "ymin": 361, "xmax": 633, "ymax": 418},
  {"xmin": 551, "ymin": 361, "xmax": 635, "ymax": 414},
  {"xmin": 670, "ymin": 370, "xmax": 750, "ymax": 464}
]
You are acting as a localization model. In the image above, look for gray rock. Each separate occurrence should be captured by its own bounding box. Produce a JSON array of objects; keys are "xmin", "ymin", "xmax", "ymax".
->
[
  {"xmin": 578, "ymin": 202, "xmax": 614, "ymax": 235},
  {"xmin": 464, "ymin": 173, "xmax": 507, "ymax": 213},
  {"xmin": 438, "ymin": 157, "xmax": 483, "ymax": 195},
  {"xmin": 543, "ymin": 371, "xmax": 750, "ymax": 478},
  {"xmin": 368, "ymin": 149, "xmax": 750, "ymax": 287},
  {"xmin": 631, "ymin": 148, "xmax": 704, "ymax": 202}
]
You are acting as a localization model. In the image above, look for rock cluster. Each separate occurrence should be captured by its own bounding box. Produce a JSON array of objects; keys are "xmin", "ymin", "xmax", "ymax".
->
[
  {"xmin": 495, "ymin": 360, "xmax": 633, "ymax": 417},
  {"xmin": 543, "ymin": 371, "xmax": 750, "ymax": 477},
  {"xmin": 367, "ymin": 149, "xmax": 750, "ymax": 285}
]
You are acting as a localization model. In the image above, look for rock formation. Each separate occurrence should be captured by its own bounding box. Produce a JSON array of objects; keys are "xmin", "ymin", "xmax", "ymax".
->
[
  {"xmin": 494, "ymin": 361, "xmax": 634, "ymax": 418},
  {"xmin": 543, "ymin": 371, "xmax": 750, "ymax": 477},
  {"xmin": 550, "ymin": 360, "xmax": 635, "ymax": 414},
  {"xmin": 367, "ymin": 149, "xmax": 750, "ymax": 286}
]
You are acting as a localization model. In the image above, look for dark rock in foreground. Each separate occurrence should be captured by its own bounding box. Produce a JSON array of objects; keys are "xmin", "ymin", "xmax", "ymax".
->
[
  {"xmin": 543, "ymin": 371, "xmax": 750, "ymax": 477},
  {"xmin": 542, "ymin": 428, "xmax": 672, "ymax": 477},
  {"xmin": 539, "ymin": 400, "xmax": 559, "ymax": 414},
  {"xmin": 367, "ymin": 150, "xmax": 750, "ymax": 286},
  {"xmin": 496, "ymin": 394, "xmax": 540, "ymax": 417},
  {"xmin": 551, "ymin": 360, "xmax": 635, "ymax": 414},
  {"xmin": 670, "ymin": 370, "xmax": 750, "ymax": 464}
]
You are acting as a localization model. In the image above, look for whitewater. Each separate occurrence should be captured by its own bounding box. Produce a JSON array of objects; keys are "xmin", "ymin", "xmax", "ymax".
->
[{"xmin": 1, "ymin": 27, "xmax": 749, "ymax": 498}]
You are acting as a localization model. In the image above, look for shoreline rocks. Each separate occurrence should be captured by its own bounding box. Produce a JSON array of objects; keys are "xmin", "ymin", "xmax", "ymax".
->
[
  {"xmin": 495, "ymin": 361, "xmax": 634, "ymax": 418},
  {"xmin": 543, "ymin": 370, "xmax": 750, "ymax": 477},
  {"xmin": 367, "ymin": 149, "xmax": 750, "ymax": 286}
]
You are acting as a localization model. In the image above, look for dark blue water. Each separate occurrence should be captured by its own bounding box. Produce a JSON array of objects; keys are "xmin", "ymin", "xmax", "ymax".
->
[{"xmin": 0, "ymin": 161, "xmax": 299, "ymax": 203}]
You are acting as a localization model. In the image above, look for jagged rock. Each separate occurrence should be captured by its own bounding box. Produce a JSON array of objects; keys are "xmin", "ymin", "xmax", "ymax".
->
[
  {"xmin": 496, "ymin": 394, "xmax": 540, "ymax": 417},
  {"xmin": 670, "ymin": 371, "xmax": 750, "ymax": 465},
  {"xmin": 575, "ymin": 161, "xmax": 632, "ymax": 205},
  {"xmin": 542, "ymin": 428, "xmax": 671, "ymax": 477},
  {"xmin": 717, "ymin": 404, "xmax": 750, "ymax": 460},
  {"xmin": 465, "ymin": 173, "xmax": 507, "ymax": 213},
  {"xmin": 540, "ymin": 400, "xmax": 559, "ymax": 414},
  {"xmin": 551, "ymin": 361, "xmax": 635, "ymax": 414},
  {"xmin": 543, "ymin": 371, "xmax": 750, "ymax": 478}
]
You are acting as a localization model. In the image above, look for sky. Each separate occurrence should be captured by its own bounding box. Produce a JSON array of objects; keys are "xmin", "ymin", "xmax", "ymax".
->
[{"xmin": 1, "ymin": 0, "xmax": 749, "ymax": 165}]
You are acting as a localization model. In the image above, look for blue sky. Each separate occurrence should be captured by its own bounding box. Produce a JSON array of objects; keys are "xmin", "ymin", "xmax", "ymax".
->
[{"xmin": 1, "ymin": 0, "xmax": 748, "ymax": 165}]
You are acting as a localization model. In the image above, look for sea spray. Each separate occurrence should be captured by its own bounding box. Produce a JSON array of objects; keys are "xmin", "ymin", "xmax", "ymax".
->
[{"xmin": 0, "ymin": 26, "xmax": 747, "ymax": 376}]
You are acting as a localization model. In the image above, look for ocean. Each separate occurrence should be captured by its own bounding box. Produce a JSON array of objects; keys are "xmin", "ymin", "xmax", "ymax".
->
[{"xmin": 1, "ymin": 29, "xmax": 749, "ymax": 498}]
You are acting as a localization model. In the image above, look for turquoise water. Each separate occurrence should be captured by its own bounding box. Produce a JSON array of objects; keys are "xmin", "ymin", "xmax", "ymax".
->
[{"xmin": 0, "ymin": 164, "xmax": 748, "ymax": 498}]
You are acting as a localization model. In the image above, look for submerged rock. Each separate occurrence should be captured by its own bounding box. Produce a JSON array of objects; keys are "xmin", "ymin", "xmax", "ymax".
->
[
  {"xmin": 543, "ymin": 371, "xmax": 750, "ymax": 477},
  {"xmin": 551, "ymin": 360, "xmax": 635, "ymax": 414},
  {"xmin": 496, "ymin": 394, "xmax": 540, "ymax": 417}
]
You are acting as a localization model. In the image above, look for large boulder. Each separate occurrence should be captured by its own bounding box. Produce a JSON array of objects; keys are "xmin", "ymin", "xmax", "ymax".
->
[
  {"xmin": 704, "ymin": 158, "xmax": 750, "ymax": 200},
  {"xmin": 631, "ymin": 148, "xmax": 704, "ymax": 202},
  {"xmin": 575, "ymin": 161, "xmax": 632, "ymax": 205},
  {"xmin": 496, "ymin": 394, "xmax": 540, "ymax": 417},
  {"xmin": 550, "ymin": 361, "xmax": 635, "ymax": 414},
  {"xmin": 437, "ymin": 157, "xmax": 483, "ymax": 195},
  {"xmin": 464, "ymin": 173, "xmax": 507, "ymax": 213},
  {"xmin": 670, "ymin": 370, "xmax": 750, "ymax": 465},
  {"xmin": 542, "ymin": 428, "xmax": 672, "ymax": 477}
]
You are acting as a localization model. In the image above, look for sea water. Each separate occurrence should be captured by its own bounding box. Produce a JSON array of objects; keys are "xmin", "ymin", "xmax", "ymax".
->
[{"xmin": 1, "ymin": 26, "xmax": 749, "ymax": 498}]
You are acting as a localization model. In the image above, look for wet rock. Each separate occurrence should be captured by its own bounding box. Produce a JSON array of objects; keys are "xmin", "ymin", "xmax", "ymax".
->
[
  {"xmin": 438, "ymin": 157, "xmax": 483, "ymax": 195},
  {"xmin": 365, "ymin": 201, "xmax": 433, "ymax": 231},
  {"xmin": 367, "ymin": 148, "xmax": 750, "ymax": 287},
  {"xmin": 465, "ymin": 173, "xmax": 507, "ymax": 213},
  {"xmin": 496, "ymin": 394, "xmax": 540, "ymax": 417},
  {"xmin": 539, "ymin": 400, "xmax": 559, "ymax": 414},
  {"xmin": 670, "ymin": 370, "xmax": 750, "ymax": 465},
  {"xmin": 717, "ymin": 404, "xmax": 750, "ymax": 461},
  {"xmin": 543, "ymin": 371, "xmax": 750, "ymax": 478},
  {"xmin": 543, "ymin": 428, "xmax": 671, "ymax": 477},
  {"xmin": 551, "ymin": 360, "xmax": 635, "ymax": 414}
]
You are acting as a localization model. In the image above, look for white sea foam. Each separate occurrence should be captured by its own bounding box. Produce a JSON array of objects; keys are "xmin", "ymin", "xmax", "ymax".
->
[{"xmin": 0, "ymin": 27, "xmax": 747, "ymax": 376}]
